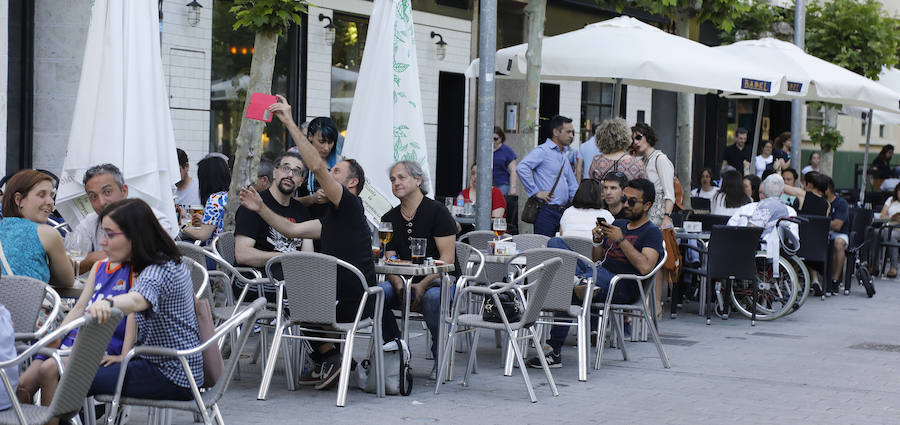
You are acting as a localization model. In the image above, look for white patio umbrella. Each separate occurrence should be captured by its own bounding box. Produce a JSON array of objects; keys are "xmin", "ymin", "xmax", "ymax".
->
[
  {"xmin": 465, "ymin": 16, "xmax": 785, "ymax": 97},
  {"xmin": 55, "ymin": 0, "xmax": 180, "ymax": 228},
  {"xmin": 716, "ymin": 39, "xmax": 900, "ymax": 200},
  {"xmin": 843, "ymin": 67, "xmax": 900, "ymax": 126},
  {"xmin": 342, "ymin": 0, "xmax": 431, "ymax": 220}
]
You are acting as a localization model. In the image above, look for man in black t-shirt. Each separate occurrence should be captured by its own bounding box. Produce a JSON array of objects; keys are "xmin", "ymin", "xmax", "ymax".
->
[
  {"xmin": 379, "ymin": 160, "xmax": 457, "ymax": 378},
  {"xmin": 721, "ymin": 128, "xmax": 752, "ymax": 173},
  {"xmin": 235, "ymin": 151, "xmax": 312, "ymax": 284},
  {"xmin": 240, "ymin": 96, "xmax": 401, "ymax": 390},
  {"xmin": 529, "ymin": 178, "xmax": 663, "ymax": 369}
]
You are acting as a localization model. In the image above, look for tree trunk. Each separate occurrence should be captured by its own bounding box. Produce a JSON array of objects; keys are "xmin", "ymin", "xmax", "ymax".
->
[
  {"xmin": 673, "ymin": 12, "xmax": 696, "ymax": 209},
  {"xmin": 820, "ymin": 106, "xmax": 839, "ymax": 177},
  {"xmin": 223, "ymin": 32, "xmax": 279, "ymax": 231},
  {"xmin": 519, "ymin": 0, "xmax": 545, "ymax": 151},
  {"xmin": 514, "ymin": 0, "xmax": 545, "ymax": 234}
]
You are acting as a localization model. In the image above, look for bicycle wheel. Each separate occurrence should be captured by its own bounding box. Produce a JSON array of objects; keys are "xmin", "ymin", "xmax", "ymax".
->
[
  {"xmin": 857, "ymin": 265, "xmax": 876, "ymax": 298},
  {"xmin": 729, "ymin": 254, "xmax": 799, "ymax": 321},
  {"xmin": 787, "ymin": 255, "xmax": 811, "ymax": 312}
]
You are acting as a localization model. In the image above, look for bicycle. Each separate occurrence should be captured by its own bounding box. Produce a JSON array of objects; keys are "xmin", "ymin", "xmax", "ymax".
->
[{"xmin": 845, "ymin": 239, "xmax": 876, "ymax": 298}]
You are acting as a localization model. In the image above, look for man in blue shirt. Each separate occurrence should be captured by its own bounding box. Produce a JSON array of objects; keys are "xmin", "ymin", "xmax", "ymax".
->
[
  {"xmin": 575, "ymin": 122, "xmax": 601, "ymax": 181},
  {"xmin": 825, "ymin": 176, "xmax": 849, "ymax": 294},
  {"xmin": 516, "ymin": 115, "xmax": 579, "ymax": 236}
]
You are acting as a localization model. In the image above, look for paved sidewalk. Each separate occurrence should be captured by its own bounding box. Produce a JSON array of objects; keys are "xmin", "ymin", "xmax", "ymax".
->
[{"xmin": 150, "ymin": 277, "xmax": 900, "ymax": 425}]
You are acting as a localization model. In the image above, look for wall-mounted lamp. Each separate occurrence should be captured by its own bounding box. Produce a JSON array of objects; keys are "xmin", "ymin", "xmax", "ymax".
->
[
  {"xmin": 319, "ymin": 14, "xmax": 336, "ymax": 47},
  {"xmin": 430, "ymin": 31, "xmax": 448, "ymax": 61},
  {"xmin": 185, "ymin": 0, "xmax": 203, "ymax": 27}
]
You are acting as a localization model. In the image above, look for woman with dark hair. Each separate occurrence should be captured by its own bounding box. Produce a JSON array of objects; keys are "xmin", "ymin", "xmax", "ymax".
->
[
  {"xmin": 295, "ymin": 116, "xmax": 341, "ymax": 217},
  {"xmin": 86, "ymin": 198, "xmax": 202, "ymax": 401},
  {"xmin": 872, "ymin": 144, "xmax": 895, "ymax": 189},
  {"xmin": 753, "ymin": 141, "xmax": 775, "ymax": 177},
  {"xmin": 801, "ymin": 151, "xmax": 821, "ymax": 177},
  {"xmin": 491, "ymin": 126, "xmax": 518, "ymax": 195},
  {"xmin": 880, "ymin": 183, "xmax": 900, "ymax": 277},
  {"xmin": 182, "ymin": 154, "xmax": 231, "ymax": 244},
  {"xmin": 691, "ymin": 168, "xmax": 718, "ymax": 199},
  {"xmin": 631, "ymin": 122, "xmax": 675, "ymax": 227},
  {"xmin": 744, "ymin": 174, "xmax": 761, "ymax": 202},
  {"xmin": 0, "ymin": 170, "xmax": 73, "ymax": 286},
  {"xmin": 559, "ymin": 179, "xmax": 614, "ymax": 239},
  {"xmin": 711, "ymin": 170, "xmax": 751, "ymax": 216},
  {"xmin": 780, "ymin": 168, "xmax": 800, "ymax": 208},
  {"xmin": 458, "ymin": 163, "xmax": 506, "ymax": 218},
  {"xmin": 785, "ymin": 171, "xmax": 830, "ymax": 215}
]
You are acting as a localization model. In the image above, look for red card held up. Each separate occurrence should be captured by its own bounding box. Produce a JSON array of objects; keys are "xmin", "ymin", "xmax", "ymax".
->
[{"xmin": 246, "ymin": 92, "xmax": 278, "ymax": 122}]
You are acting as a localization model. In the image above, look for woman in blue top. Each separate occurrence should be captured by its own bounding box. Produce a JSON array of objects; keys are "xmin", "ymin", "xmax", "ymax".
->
[
  {"xmin": 0, "ymin": 170, "xmax": 73, "ymax": 286},
  {"xmin": 182, "ymin": 154, "xmax": 231, "ymax": 246},
  {"xmin": 293, "ymin": 116, "xmax": 340, "ymax": 218},
  {"xmin": 87, "ymin": 198, "xmax": 202, "ymax": 400},
  {"xmin": 492, "ymin": 126, "xmax": 519, "ymax": 196}
]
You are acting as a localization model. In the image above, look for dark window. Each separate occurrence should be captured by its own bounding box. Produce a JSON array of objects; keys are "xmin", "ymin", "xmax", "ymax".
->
[{"xmin": 435, "ymin": 0, "xmax": 469, "ymax": 10}]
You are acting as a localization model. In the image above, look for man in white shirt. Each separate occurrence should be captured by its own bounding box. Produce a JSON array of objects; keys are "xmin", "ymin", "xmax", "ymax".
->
[
  {"xmin": 174, "ymin": 148, "xmax": 201, "ymax": 206},
  {"xmin": 69, "ymin": 163, "xmax": 178, "ymax": 273}
]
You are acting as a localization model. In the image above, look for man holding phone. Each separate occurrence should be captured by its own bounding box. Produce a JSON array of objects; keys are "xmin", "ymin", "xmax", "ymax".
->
[{"xmin": 529, "ymin": 178, "xmax": 663, "ymax": 369}]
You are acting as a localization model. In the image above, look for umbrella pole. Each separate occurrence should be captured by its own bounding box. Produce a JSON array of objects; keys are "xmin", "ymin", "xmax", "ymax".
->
[
  {"xmin": 860, "ymin": 108, "xmax": 874, "ymax": 206},
  {"xmin": 751, "ymin": 98, "xmax": 764, "ymax": 166},
  {"xmin": 612, "ymin": 78, "xmax": 623, "ymax": 118}
]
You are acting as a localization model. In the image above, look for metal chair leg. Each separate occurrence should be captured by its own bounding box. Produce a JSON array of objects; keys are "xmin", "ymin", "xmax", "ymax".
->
[
  {"xmin": 527, "ymin": 326, "xmax": 558, "ymax": 398},
  {"xmin": 256, "ymin": 324, "xmax": 285, "ymax": 400}
]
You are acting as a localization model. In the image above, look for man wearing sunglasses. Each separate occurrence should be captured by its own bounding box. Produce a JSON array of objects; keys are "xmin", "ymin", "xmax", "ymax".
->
[{"xmin": 528, "ymin": 178, "xmax": 663, "ymax": 369}]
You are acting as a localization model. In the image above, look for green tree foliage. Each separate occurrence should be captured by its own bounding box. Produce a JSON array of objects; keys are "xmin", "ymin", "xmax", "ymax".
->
[
  {"xmin": 719, "ymin": 2, "xmax": 793, "ymax": 44},
  {"xmin": 599, "ymin": 0, "xmax": 750, "ymax": 35},
  {"xmin": 806, "ymin": 0, "xmax": 900, "ymax": 80},
  {"xmin": 230, "ymin": 0, "xmax": 306, "ymax": 35}
]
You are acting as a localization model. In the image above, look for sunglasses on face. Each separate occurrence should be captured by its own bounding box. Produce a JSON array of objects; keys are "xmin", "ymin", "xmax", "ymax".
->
[
  {"xmin": 492, "ymin": 136, "xmax": 500, "ymax": 142},
  {"xmin": 633, "ymin": 134, "xmax": 644, "ymax": 141},
  {"xmin": 622, "ymin": 196, "xmax": 643, "ymax": 207}
]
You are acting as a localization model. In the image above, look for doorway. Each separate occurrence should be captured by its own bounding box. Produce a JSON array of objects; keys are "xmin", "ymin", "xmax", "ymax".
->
[
  {"xmin": 538, "ymin": 83, "xmax": 560, "ymax": 143},
  {"xmin": 435, "ymin": 72, "xmax": 466, "ymax": 197}
]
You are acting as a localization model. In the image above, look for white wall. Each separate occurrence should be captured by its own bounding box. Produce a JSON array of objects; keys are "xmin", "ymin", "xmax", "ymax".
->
[
  {"xmin": 626, "ymin": 86, "xmax": 652, "ymax": 126},
  {"xmin": 32, "ymin": 0, "xmax": 92, "ymax": 174},
  {"xmin": 307, "ymin": 0, "xmax": 472, "ymax": 188},
  {"xmin": 161, "ymin": 0, "xmax": 212, "ymax": 176},
  {"xmin": 0, "ymin": 0, "xmax": 7, "ymax": 178}
]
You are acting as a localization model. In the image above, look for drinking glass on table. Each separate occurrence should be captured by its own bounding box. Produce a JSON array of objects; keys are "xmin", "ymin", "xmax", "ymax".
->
[
  {"xmin": 377, "ymin": 222, "xmax": 393, "ymax": 263},
  {"xmin": 410, "ymin": 238, "xmax": 427, "ymax": 265},
  {"xmin": 492, "ymin": 217, "xmax": 507, "ymax": 239},
  {"xmin": 64, "ymin": 232, "xmax": 87, "ymax": 278}
]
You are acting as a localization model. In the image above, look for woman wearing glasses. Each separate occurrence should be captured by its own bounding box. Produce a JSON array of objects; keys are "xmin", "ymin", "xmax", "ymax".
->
[
  {"xmin": 0, "ymin": 170, "xmax": 74, "ymax": 286},
  {"xmin": 588, "ymin": 118, "xmax": 646, "ymax": 182},
  {"xmin": 492, "ymin": 126, "xmax": 518, "ymax": 195},
  {"xmin": 86, "ymin": 198, "xmax": 203, "ymax": 401}
]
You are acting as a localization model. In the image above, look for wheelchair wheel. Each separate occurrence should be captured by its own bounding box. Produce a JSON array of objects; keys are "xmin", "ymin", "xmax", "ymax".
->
[
  {"xmin": 786, "ymin": 255, "xmax": 811, "ymax": 313},
  {"xmin": 857, "ymin": 266, "xmax": 876, "ymax": 298},
  {"xmin": 729, "ymin": 254, "xmax": 799, "ymax": 321}
]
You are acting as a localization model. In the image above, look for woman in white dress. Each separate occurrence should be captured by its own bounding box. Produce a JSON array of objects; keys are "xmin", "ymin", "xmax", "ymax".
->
[
  {"xmin": 753, "ymin": 140, "xmax": 775, "ymax": 177},
  {"xmin": 690, "ymin": 168, "xmax": 718, "ymax": 200}
]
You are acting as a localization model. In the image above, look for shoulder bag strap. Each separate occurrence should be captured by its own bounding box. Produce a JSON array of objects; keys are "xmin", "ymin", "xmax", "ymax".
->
[
  {"xmin": 0, "ymin": 238, "xmax": 13, "ymax": 276},
  {"xmin": 547, "ymin": 153, "xmax": 567, "ymax": 195}
]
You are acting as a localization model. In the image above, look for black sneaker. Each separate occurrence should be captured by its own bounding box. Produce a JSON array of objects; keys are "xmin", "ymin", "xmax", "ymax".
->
[
  {"xmin": 526, "ymin": 351, "xmax": 561, "ymax": 369},
  {"xmin": 315, "ymin": 355, "xmax": 354, "ymax": 390},
  {"xmin": 298, "ymin": 362, "xmax": 323, "ymax": 386}
]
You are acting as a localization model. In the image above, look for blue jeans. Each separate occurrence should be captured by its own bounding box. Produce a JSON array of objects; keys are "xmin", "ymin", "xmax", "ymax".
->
[
  {"xmin": 497, "ymin": 184, "xmax": 510, "ymax": 196},
  {"xmin": 89, "ymin": 358, "xmax": 192, "ymax": 400},
  {"xmin": 534, "ymin": 204, "xmax": 564, "ymax": 237},
  {"xmin": 378, "ymin": 281, "xmax": 443, "ymax": 358},
  {"xmin": 544, "ymin": 238, "xmax": 639, "ymax": 353}
]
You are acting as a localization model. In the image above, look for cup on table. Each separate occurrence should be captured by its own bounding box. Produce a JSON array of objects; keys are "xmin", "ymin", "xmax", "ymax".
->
[
  {"xmin": 463, "ymin": 202, "xmax": 474, "ymax": 216},
  {"xmin": 189, "ymin": 205, "xmax": 203, "ymax": 229},
  {"xmin": 410, "ymin": 237, "xmax": 427, "ymax": 265}
]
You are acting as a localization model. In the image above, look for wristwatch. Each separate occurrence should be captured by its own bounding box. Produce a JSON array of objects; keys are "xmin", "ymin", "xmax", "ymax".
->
[{"xmin": 103, "ymin": 298, "xmax": 114, "ymax": 308}]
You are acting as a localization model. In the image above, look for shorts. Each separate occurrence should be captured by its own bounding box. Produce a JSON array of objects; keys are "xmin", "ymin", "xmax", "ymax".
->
[{"xmin": 829, "ymin": 231, "xmax": 849, "ymax": 245}]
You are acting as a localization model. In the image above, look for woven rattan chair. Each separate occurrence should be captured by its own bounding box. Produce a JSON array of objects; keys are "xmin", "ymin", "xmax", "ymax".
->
[
  {"xmin": 0, "ymin": 276, "xmax": 62, "ymax": 343},
  {"xmin": 510, "ymin": 234, "xmax": 550, "ymax": 251},
  {"xmin": 435, "ymin": 258, "xmax": 562, "ymax": 403},
  {"xmin": 559, "ymin": 235, "xmax": 593, "ymax": 260},
  {"xmin": 94, "ymin": 299, "xmax": 264, "ymax": 425},
  {"xmin": 592, "ymin": 242, "xmax": 670, "ymax": 370},
  {"xmin": 0, "ymin": 310, "xmax": 123, "ymax": 425},
  {"xmin": 257, "ymin": 252, "xmax": 385, "ymax": 407}
]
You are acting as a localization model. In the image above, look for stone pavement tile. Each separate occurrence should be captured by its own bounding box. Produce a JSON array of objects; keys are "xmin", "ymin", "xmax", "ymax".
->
[{"xmin": 132, "ymin": 278, "xmax": 900, "ymax": 424}]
